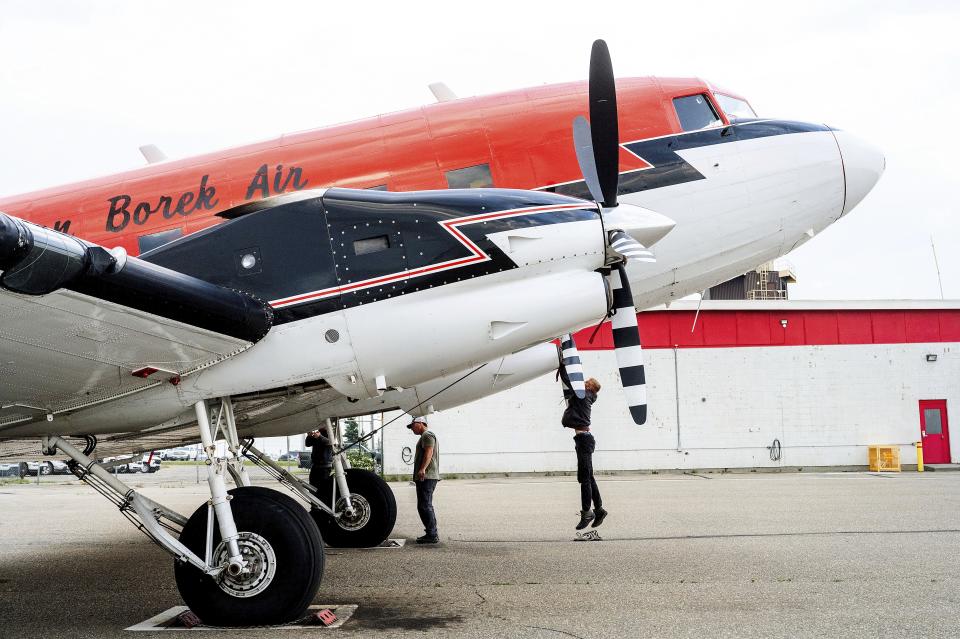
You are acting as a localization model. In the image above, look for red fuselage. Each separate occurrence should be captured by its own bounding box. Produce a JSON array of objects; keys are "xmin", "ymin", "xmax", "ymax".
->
[{"xmin": 0, "ymin": 77, "xmax": 731, "ymax": 256}]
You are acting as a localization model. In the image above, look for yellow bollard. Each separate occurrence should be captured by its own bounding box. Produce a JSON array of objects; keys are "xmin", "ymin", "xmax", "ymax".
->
[{"xmin": 916, "ymin": 441, "xmax": 924, "ymax": 472}]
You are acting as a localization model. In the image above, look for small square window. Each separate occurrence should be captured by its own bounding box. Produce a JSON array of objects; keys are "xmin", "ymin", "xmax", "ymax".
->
[
  {"xmin": 673, "ymin": 94, "xmax": 722, "ymax": 131},
  {"xmin": 445, "ymin": 164, "xmax": 493, "ymax": 189},
  {"xmin": 354, "ymin": 235, "xmax": 390, "ymax": 256}
]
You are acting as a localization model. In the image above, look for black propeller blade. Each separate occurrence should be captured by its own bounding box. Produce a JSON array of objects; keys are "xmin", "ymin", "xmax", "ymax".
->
[
  {"xmin": 588, "ymin": 39, "xmax": 620, "ymax": 208},
  {"xmin": 608, "ymin": 264, "xmax": 647, "ymax": 425},
  {"xmin": 563, "ymin": 39, "xmax": 662, "ymax": 426}
]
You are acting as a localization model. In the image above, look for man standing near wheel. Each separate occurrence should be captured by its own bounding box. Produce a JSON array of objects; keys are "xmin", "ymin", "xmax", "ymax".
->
[
  {"xmin": 408, "ymin": 416, "xmax": 440, "ymax": 544},
  {"xmin": 304, "ymin": 428, "xmax": 334, "ymax": 493}
]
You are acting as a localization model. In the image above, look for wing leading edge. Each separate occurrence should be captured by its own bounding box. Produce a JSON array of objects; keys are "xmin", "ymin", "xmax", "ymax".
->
[{"xmin": 0, "ymin": 211, "xmax": 273, "ymax": 432}]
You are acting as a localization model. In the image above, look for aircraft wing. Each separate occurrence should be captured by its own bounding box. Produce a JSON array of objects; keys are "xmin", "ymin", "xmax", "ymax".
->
[
  {"xmin": 0, "ymin": 287, "xmax": 256, "ymax": 427},
  {"xmin": 0, "ymin": 212, "xmax": 274, "ymax": 459}
]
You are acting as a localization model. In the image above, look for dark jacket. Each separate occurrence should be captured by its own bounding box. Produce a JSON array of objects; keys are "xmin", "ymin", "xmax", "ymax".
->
[
  {"xmin": 305, "ymin": 431, "xmax": 333, "ymax": 467},
  {"xmin": 559, "ymin": 366, "xmax": 596, "ymax": 429}
]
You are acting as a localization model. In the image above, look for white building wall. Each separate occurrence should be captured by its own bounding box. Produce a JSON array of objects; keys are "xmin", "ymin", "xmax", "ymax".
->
[{"xmin": 383, "ymin": 342, "xmax": 959, "ymax": 475}]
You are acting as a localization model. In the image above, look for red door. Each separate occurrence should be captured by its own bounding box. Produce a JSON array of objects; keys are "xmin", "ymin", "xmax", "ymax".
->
[{"xmin": 919, "ymin": 400, "xmax": 951, "ymax": 464}]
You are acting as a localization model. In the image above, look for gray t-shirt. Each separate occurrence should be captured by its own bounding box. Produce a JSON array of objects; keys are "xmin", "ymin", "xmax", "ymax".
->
[{"xmin": 413, "ymin": 430, "xmax": 440, "ymax": 480}]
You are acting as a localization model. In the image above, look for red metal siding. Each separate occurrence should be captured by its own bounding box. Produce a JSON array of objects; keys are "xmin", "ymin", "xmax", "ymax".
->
[
  {"xmin": 905, "ymin": 311, "xmax": 941, "ymax": 343},
  {"xmin": 837, "ymin": 312, "xmax": 873, "ymax": 344},
  {"xmin": 804, "ymin": 312, "xmax": 840, "ymax": 345},
  {"xmin": 703, "ymin": 312, "xmax": 738, "ymax": 346},
  {"xmin": 736, "ymin": 313, "xmax": 771, "ymax": 346},
  {"xmin": 574, "ymin": 310, "xmax": 960, "ymax": 350},
  {"xmin": 872, "ymin": 312, "xmax": 907, "ymax": 344},
  {"xmin": 941, "ymin": 312, "xmax": 960, "ymax": 341}
]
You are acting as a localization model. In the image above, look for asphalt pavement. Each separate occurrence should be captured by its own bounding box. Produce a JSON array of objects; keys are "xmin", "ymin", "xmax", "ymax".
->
[{"xmin": 1, "ymin": 466, "xmax": 958, "ymax": 638}]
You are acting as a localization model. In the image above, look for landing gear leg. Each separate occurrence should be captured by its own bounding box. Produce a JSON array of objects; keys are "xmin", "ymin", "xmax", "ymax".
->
[
  {"xmin": 174, "ymin": 399, "xmax": 324, "ymax": 625},
  {"xmin": 43, "ymin": 397, "xmax": 324, "ymax": 627},
  {"xmin": 219, "ymin": 397, "xmax": 250, "ymax": 487}
]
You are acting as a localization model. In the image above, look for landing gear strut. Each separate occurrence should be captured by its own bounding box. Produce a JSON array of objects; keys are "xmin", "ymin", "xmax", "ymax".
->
[{"xmin": 42, "ymin": 397, "xmax": 325, "ymax": 626}]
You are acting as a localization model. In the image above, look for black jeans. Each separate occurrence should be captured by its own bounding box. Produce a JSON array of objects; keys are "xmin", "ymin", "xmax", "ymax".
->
[
  {"xmin": 574, "ymin": 432, "xmax": 602, "ymax": 512},
  {"xmin": 310, "ymin": 465, "xmax": 332, "ymax": 496},
  {"xmin": 415, "ymin": 479, "xmax": 439, "ymax": 537}
]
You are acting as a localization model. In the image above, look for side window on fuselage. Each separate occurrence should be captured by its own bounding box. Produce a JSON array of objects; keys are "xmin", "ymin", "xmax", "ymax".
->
[
  {"xmin": 353, "ymin": 234, "xmax": 390, "ymax": 256},
  {"xmin": 673, "ymin": 94, "xmax": 723, "ymax": 131},
  {"xmin": 445, "ymin": 164, "xmax": 493, "ymax": 189}
]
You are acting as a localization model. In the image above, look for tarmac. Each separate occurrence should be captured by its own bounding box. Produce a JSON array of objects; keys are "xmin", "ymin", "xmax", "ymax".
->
[{"xmin": 1, "ymin": 465, "xmax": 959, "ymax": 638}]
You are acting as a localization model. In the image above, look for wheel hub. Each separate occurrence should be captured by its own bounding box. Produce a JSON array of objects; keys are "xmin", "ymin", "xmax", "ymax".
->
[
  {"xmin": 214, "ymin": 532, "xmax": 276, "ymax": 598},
  {"xmin": 335, "ymin": 494, "xmax": 371, "ymax": 531}
]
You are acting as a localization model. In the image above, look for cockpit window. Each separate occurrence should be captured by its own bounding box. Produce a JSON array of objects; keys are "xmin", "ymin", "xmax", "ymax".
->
[
  {"xmin": 715, "ymin": 94, "xmax": 757, "ymax": 120},
  {"xmin": 673, "ymin": 94, "xmax": 723, "ymax": 131}
]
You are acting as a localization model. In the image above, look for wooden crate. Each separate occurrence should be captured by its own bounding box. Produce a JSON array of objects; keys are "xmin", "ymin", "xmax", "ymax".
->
[{"xmin": 868, "ymin": 445, "xmax": 901, "ymax": 472}]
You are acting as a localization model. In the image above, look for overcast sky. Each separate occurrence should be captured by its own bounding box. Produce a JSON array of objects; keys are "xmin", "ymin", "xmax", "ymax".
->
[{"xmin": 0, "ymin": 0, "xmax": 956, "ymax": 300}]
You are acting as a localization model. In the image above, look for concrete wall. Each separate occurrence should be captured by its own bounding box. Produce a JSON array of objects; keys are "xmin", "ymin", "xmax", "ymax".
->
[{"xmin": 383, "ymin": 342, "xmax": 959, "ymax": 475}]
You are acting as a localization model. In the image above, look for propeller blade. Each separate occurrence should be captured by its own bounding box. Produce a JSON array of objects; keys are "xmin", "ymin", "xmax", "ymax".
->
[
  {"xmin": 589, "ymin": 39, "xmax": 620, "ymax": 208},
  {"xmin": 572, "ymin": 116, "xmax": 605, "ymax": 204},
  {"xmin": 609, "ymin": 230, "xmax": 656, "ymax": 263},
  {"xmin": 607, "ymin": 264, "xmax": 647, "ymax": 425},
  {"xmin": 559, "ymin": 333, "xmax": 587, "ymax": 399}
]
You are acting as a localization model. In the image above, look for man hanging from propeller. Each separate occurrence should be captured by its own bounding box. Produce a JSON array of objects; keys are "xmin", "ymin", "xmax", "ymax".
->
[
  {"xmin": 559, "ymin": 335, "xmax": 608, "ymax": 530},
  {"xmin": 568, "ymin": 38, "xmax": 659, "ymax": 429},
  {"xmin": 554, "ymin": 39, "xmax": 671, "ymax": 530}
]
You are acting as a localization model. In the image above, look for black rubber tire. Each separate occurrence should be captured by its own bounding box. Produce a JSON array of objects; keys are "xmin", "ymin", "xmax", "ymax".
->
[
  {"xmin": 41, "ymin": 461, "xmax": 53, "ymax": 475},
  {"xmin": 174, "ymin": 486, "xmax": 324, "ymax": 626},
  {"xmin": 311, "ymin": 468, "xmax": 397, "ymax": 548},
  {"xmin": 18, "ymin": 462, "xmax": 27, "ymax": 479}
]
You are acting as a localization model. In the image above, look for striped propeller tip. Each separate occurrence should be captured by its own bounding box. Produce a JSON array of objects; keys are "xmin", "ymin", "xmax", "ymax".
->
[
  {"xmin": 609, "ymin": 230, "xmax": 656, "ymax": 263},
  {"xmin": 560, "ymin": 333, "xmax": 586, "ymax": 399}
]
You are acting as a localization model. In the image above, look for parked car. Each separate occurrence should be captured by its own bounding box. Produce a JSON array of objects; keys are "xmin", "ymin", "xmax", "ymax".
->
[
  {"xmin": 297, "ymin": 451, "xmax": 314, "ymax": 469},
  {"xmin": 277, "ymin": 451, "xmax": 301, "ymax": 462},
  {"xmin": 141, "ymin": 454, "xmax": 162, "ymax": 473},
  {"xmin": 49, "ymin": 460, "xmax": 71, "ymax": 475},
  {"xmin": 99, "ymin": 456, "xmax": 141, "ymax": 473},
  {"xmin": 164, "ymin": 448, "xmax": 194, "ymax": 462},
  {"xmin": 18, "ymin": 461, "xmax": 54, "ymax": 476},
  {"xmin": 0, "ymin": 463, "xmax": 20, "ymax": 478}
]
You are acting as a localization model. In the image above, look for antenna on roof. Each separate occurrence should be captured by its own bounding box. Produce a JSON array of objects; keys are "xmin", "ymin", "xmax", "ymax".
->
[
  {"xmin": 139, "ymin": 144, "xmax": 168, "ymax": 164},
  {"xmin": 428, "ymin": 82, "xmax": 457, "ymax": 103}
]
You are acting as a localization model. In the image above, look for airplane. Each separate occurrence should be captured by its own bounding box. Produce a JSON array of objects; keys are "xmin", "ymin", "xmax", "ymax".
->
[{"xmin": 0, "ymin": 40, "xmax": 883, "ymax": 626}]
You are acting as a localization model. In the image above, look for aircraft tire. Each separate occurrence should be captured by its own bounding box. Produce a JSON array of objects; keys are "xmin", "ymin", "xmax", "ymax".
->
[
  {"xmin": 174, "ymin": 486, "xmax": 324, "ymax": 627},
  {"xmin": 312, "ymin": 468, "xmax": 397, "ymax": 548}
]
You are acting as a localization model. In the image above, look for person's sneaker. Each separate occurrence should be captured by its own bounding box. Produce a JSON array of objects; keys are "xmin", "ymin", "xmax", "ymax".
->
[
  {"xmin": 592, "ymin": 507, "xmax": 608, "ymax": 528},
  {"xmin": 416, "ymin": 534, "xmax": 439, "ymax": 544},
  {"xmin": 575, "ymin": 510, "xmax": 595, "ymax": 530}
]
